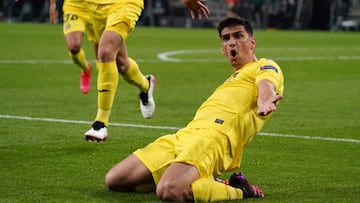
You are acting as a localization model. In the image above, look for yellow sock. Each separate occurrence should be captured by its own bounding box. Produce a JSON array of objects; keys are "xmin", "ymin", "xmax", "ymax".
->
[
  {"xmin": 69, "ymin": 48, "xmax": 89, "ymax": 72},
  {"xmin": 191, "ymin": 178, "xmax": 243, "ymax": 202},
  {"xmin": 95, "ymin": 61, "xmax": 119, "ymax": 126},
  {"xmin": 121, "ymin": 57, "xmax": 148, "ymax": 92}
]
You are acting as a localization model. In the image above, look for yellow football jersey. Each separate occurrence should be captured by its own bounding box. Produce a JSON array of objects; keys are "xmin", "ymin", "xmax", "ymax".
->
[
  {"xmin": 186, "ymin": 58, "xmax": 284, "ymax": 166},
  {"xmin": 63, "ymin": 0, "xmax": 87, "ymax": 10}
]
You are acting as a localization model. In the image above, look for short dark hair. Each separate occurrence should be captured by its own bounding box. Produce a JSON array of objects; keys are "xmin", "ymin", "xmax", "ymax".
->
[{"xmin": 217, "ymin": 17, "xmax": 254, "ymax": 38}]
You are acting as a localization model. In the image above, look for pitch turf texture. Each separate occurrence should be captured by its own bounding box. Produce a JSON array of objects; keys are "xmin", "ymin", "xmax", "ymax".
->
[{"xmin": 0, "ymin": 22, "xmax": 359, "ymax": 203}]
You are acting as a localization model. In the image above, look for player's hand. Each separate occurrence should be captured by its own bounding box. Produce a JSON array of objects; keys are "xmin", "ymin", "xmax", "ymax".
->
[
  {"xmin": 182, "ymin": 0, "xmax": 210, "ymax": 20},
  {"xmin": 257, "ymin": 95, "xmax": 283, "ymax": 116},
  {"xmin": 49, "ymin": 3, "xmax": 58, "ymax": 24}
]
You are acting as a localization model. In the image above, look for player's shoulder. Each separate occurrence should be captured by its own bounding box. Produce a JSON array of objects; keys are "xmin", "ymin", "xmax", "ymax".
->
[
  {"xmin": 257, "ymin": 58, "xmax": 282, "ymax": 73},
  {"xmin": 257, "ymin": 58, "xmax": 279, "ymax": 66}
]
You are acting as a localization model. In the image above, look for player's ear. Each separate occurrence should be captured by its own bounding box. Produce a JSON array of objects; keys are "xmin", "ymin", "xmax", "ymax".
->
[
  {"xmin": 250, "ymin": 36, "xmax": 256, "ymax": 50},
  {"xmin": 221, "ymin": 46, "xmax": 226, "ymax": 55}
]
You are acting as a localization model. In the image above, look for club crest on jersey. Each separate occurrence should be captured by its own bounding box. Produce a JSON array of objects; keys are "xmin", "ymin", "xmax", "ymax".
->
[
  {"xmin": 64, "ymin": 23, "xmax": 71, "ymax": 31},
  {"xmin": 225, "ymin": 72, "xmax": 238, "ymax": 83},
  {"xmin": 260, "ymin": 65, "xmax": 278, "ymax": 73}
]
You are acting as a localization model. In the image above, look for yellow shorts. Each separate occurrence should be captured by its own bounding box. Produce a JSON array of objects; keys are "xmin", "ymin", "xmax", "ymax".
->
[
  {"xmin": 133, "ymin": 128, "xmax": 235, "ymax": 185},
  {"xmin": 86, "ymin": 0, "xmax": 144, "ymax": 42},
  {"xmin": 62, "ymin": 2, "xmax": 96, "ymax": 42}
]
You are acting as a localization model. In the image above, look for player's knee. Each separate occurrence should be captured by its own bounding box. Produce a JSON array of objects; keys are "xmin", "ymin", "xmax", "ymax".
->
[
  {"xmin": 68, "ymin": 44, "xmax": 81, "ymax": 55},
  {"xmin": 156, "ymin": 181, "xmax": 177, "ymax": 201},
  {"xmin": 104, "ymin": 171, "xmax": 116, "ymax": 190},
  {"xmin": 97, "ymin": 46, "xmax": 116, "ymax": 62},
  {"xmin": 156, "ymin": 180, "xmax": 189, "ymax": 202},
  {"xmin": 104, "ymin": 170, "xmax": 127, "ymax": 191}
]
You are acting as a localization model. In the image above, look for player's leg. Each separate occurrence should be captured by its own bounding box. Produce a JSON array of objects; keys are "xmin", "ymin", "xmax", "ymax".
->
[
  {"xmin": 62, "ymin": 9, "xmax": 92, "ymax": 94},
  {"xmin": 155, "ymin": 163, "xmax": 244, "ymax": 202},
  {"xmin": 192, "ymin": 177, "xmax": 245, "ymax": 201},
  {"xmin": 105, "ymin": 154, "xmax": 156, "ymax": 192},
  {"xmin": 157, "ymin": 128, "xmax": 244, "ymax": 202},
  {"xmin": 85, "ymin": 0, "xmax": 145, "ymax": 141},
  {"xmin": 155, "ymin": 163, "xmax": 243, "ymax": 202},
  {"xmin": 116, "ymin": 43, "xmax": 156, "ymax": 119},
  {"xmin": 64, "ymin": 31, "xmax": 92, "ymax": 94},
  {"xmin": 108, "ymin": 132, "xmax": 196, "ymax": 195},
  {"xmin": 84, "ymin": 30, "xmax": 121, "ymax": 142},
  {"xmin": 64, "ymin": 31, "xmax": 89, "ymax": 72},
  {"xmin": 116, "ymin": 43, "xmax": 147, "ymax": 90},
  {"xmin": 156, "ymin": 162, "xmax": 200, "ymax": 202},
  {"xmin": 110, "ymin": 0, "xmax": 155, "ymax": 119},
  {"xmin": 92, "ymin": 42, "xmax": 99, "ymax": 60}
]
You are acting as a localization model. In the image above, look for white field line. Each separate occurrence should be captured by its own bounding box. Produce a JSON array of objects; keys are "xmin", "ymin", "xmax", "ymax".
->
[
  {"xmin": 1, "ymin": 114, "xmax": 359, "ymax": 144},
  {"xmin": 1, "ymin": 55, "xmax": 360, "ymax": 65},
  {"xmin": 1, "ymin": 47, "xmax": 360, "ymax": 64},
  {"xmin": 156, "ymin": 49, "xmax": 360, "ymax": 62}
]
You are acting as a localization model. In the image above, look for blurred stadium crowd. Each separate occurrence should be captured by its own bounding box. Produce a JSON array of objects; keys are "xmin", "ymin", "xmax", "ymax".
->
[{"xmin": 0, "ymin": 0, "xmax": 359, "ymax": 31}]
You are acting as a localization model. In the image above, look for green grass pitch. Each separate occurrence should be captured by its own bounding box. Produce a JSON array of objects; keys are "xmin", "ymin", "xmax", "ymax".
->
[{"xmin": 0, "ymin": 22, "xmax": 359, "ymax": 202}]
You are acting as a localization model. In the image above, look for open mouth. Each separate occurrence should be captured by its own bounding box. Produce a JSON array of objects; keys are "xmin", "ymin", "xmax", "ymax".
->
[{"xmin": 230, "ymin": 50, "xmax": 237, "ymax": 57}]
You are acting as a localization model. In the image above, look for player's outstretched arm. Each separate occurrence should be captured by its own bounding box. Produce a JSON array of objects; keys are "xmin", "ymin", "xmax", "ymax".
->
[
  {"xmin": 182, "ymin": 0, "xmax": 210, "ymax": 20},
  {"xmin": 257, "ymin": 79, "xmax": 283, "ymax": 116}
]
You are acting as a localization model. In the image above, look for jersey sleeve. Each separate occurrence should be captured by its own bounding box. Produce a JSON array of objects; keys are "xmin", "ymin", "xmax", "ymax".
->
[{"xmin": 255, "ymin": 59, "xmax": 284, "ymax": 95}]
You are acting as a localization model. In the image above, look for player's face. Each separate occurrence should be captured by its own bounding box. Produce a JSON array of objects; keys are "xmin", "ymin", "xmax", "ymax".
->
[{"xmin": 220, "ymin": 25, "xmax": 256, "ymax": 69}]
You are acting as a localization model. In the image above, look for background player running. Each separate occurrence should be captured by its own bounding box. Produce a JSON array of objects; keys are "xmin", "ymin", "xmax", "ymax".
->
[
  {"xmin": 50, "ymin": 0, "xmax": 97, "ymax": 94},
  {"xmin": 83, "ymin": 0, "xmax": 210, "ymax": 142}
]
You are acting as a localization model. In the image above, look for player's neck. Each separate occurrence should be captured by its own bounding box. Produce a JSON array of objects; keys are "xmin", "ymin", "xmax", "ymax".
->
[{"xmin": 233, "ymin": 55, "xmax": 257, "ymax": 71}]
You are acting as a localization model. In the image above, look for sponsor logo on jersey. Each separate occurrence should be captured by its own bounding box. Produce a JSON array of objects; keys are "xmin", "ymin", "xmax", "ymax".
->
[{"xmin": 214, "ymin": 118, "xmax": 224, "ymax": 124}]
